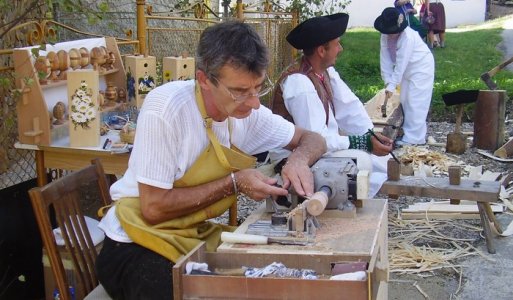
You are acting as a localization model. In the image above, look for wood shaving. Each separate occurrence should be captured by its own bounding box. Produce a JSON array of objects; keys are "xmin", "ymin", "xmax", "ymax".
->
[{"xmin": 397, "ymin": 146, "xmax": 465, "ymax": 175}]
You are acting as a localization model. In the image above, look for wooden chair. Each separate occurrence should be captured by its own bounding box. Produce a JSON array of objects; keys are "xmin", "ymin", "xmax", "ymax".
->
[{"xmin": 28, "ymin": 158, "xmax": 112, "ymax": 300}]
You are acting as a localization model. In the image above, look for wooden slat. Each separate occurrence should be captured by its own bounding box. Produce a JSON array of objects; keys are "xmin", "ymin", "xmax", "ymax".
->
[{"xmin": 379, "ymin": 176, "xmax": 500, "ymax": 202}]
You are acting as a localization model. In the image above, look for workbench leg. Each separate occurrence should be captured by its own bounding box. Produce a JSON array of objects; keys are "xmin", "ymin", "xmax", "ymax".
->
[
  {"xmin": 35, "ymin": 150, "xmax": 48, "ymax": 187},
  {"xmin": 483, "ymin": 202, "xmax": 503, "ymax": 234},
  {"xmin": 477, "ymin": 202, "xmax": 496, "ymax": 254}
]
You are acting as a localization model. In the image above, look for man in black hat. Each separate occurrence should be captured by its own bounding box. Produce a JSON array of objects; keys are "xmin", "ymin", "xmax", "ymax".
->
[
  {"xmin": 374, "ymin": 7, "xmax": 434, "ymax": 146},
  {"xmin": 269, "ymin": 13, "xmax": 393, "ymax": 198}
]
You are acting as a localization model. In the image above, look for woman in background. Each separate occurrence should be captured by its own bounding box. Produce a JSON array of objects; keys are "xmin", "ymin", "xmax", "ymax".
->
[{"xmin": 420, "ymin": 0, "xmax": 446, "ymax": 48}]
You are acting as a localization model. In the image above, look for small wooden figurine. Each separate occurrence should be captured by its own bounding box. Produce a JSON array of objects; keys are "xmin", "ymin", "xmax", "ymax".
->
[
  {"xmin": 34, "ymin": 56, "xmax": 51, "ymax": 85},
  {"xmin": 46, "ymin": 51, "xmax": 60, "ymax": 81},
  {"xmin": 117, "ymin": 88, "xmax": 126, "ymax": 103},
  {"xmin": 52, "ymin": 101, "xmax": 66, "ymax": 125}
]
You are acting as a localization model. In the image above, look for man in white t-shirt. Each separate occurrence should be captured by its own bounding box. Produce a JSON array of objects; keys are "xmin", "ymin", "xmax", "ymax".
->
[{"xmin": 96, "ymin": 21, "xmax": 326, "ymax": 299}]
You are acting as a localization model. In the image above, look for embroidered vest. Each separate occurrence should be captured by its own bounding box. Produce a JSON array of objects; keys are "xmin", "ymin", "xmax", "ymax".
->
[{"xmin": 270, "ymin": 57, "xmax": 334, "ymax": 125}]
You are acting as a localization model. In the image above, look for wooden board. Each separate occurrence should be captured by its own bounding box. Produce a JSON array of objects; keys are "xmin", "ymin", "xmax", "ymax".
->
[
  {"xmin": 379, "ymin": 176, "xmax": 500, "ymax": 202},
  {"xmin": 218, "ymin": 199, "xmax": 387, "ymax": 258}
]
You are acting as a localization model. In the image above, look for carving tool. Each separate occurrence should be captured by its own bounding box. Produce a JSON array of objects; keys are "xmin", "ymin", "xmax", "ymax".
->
[{"xmin": 367, "ymin": 129, "xmax": 400, "ymax": 165}]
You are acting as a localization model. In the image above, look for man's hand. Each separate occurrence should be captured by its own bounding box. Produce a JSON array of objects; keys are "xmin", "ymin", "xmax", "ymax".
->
[
  {"xmin": 385, "ymin": 90, "xmax": 394, "ymax": 99},
  {"xmin": 370, "ymin": 132, "xmax": 393, "ymax": 156},
  {"xmin": 235, "ymin": 169, "xmax": 288, "ymax": 200},
  {"xmin": 280, "ymin": 159, "xmax": 314, "ymax": 197}
]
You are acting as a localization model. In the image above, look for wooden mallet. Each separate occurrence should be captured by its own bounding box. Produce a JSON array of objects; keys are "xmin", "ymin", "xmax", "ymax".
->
[{"xmin": 442, "ymin": 90, "xmax": 480, "ymax": 154}]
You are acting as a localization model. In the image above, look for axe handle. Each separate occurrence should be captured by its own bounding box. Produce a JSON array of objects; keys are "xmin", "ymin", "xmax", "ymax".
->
[
  {"xmin": 487, "ymin": 55, "xmax": 513, "ymax": 77},
  {"xmin": 455, "ymin": 104, "xmax": 464, "ymax": 133}
]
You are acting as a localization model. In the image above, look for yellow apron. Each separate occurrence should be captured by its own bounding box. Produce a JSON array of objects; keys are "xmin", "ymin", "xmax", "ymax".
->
[{"xmin": 116, "ymin": 82, "xmax": 256, "ymax": 263}]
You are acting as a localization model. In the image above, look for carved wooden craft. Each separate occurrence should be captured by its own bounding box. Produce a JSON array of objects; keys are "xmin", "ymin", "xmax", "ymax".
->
[
  {"xmin": 67, "ymin": 70, "xmax": 100, "ymax": 147},
  {"xmin": 46, "ymin": 51, "xmax": 60, "ymax": 81},
  {"xmin": 57, "ymin": 50, "xmax": 70, "ymax": 80},
  {"xmin": 162, "ymin": 54, "xmax": 195, "ymax": 83},
  {"xmin": 13, "ymin": 37, "xmax": 127, "ymax": 146},
  {"xmin": 68, "ymin": 48, "xmax": 81, "ymax": 70},
  {"xmin": 34, "ymin": 56, "xmax": 51, "ymax": 85},
  {"xmin": 124, "ymin": 55, "xmax": 157, "ymax": 108}
]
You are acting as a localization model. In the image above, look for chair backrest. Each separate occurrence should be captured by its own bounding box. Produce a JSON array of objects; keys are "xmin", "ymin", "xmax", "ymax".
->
[{"xmin": 29, "ymin": 158, "xmax": 112, "ymax": 300}]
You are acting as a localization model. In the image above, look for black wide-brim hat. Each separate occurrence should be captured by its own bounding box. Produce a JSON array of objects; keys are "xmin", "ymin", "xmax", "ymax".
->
[
  {"xmin": 374, "ymin": 7, "xmax": 408, "ymax": 34},
  {"xmin": 286, "ymin": 13, "xmax": 349, "ymax": 50}
]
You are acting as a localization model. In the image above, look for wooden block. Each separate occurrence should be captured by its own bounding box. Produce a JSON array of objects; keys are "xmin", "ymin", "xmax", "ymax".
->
[
  {"xmin": 448, "ymin": 166, "xmax": 461, "ymax": 205},
  {"xmin": 473, "ymin": 90, "xmax": 506, "ymax": 151},
  {"xmin": 162, "ymin": 56, "xmax": 195, "ymax": 83},
  {"xmin": 124, "ymin": 55, "xmax": 157, "ymax": 108},
  {"xmin": 357, "ymin": 170, "xmax": 369, "ymax": 200},
  {"xmin": 494, "ymin": 138, "xmax": 513, "ymax": 158},
  {"xmin": 67, "ymin": 69, "xmax": 100, "ymax": 147}
]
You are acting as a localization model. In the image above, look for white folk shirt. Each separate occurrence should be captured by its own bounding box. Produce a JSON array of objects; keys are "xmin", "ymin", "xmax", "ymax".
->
[
  {"xmin": 269, "ymin": 66, "xmax": 373, "ymax": 162},
  {"xmin": 380, "ymin": 26, "xmax": 434, "ymax": 144},
  {"xmin": 100, "ymin": 80, "xmax": 295, "ymax": 243}
]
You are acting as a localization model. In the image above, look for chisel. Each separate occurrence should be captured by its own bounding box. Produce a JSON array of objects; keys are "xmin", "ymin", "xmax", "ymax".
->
[{"xmin": 221, "ymin": 232, "xmax": 310, "ymax": 246}]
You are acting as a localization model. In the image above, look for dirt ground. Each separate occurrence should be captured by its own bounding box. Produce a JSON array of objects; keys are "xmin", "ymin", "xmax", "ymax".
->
[{"xmin": 387, "ymin": 5, "xmax": 513, "ymax": 299}]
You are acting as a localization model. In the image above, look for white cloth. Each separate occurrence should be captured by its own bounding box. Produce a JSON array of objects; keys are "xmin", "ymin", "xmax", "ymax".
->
[
  {"xmin": 99, "ymin": 80, "xmax": 296, "ymax": 243},
  {"xmin": 330, "ymin": 271, "xmax": 367, "ymax": 281},
  {"xmin": 380, "ymin": 27, "xmax": 435, "ymax": 144},
  {"xmin": 269, "ymin": 66, "xmax": 387, "ymax": 198},
  {"xmin": 53, "ymin": 216, "xmax": 104, "ymax": 247}
]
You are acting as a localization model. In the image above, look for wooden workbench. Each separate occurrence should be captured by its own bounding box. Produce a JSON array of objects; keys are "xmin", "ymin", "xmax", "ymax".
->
[{"xmin": 173, "ymin": 199, "xmax": 389, "ymax": 300}]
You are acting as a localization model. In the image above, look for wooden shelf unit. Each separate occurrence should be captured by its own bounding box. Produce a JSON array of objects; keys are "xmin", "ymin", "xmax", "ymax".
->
[{"xmin": 13, "ymin": 37, "xmax": 126, "ymax": 146}]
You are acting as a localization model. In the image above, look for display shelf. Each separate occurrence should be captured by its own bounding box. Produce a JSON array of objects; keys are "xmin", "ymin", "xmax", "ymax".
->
[{"xmin": 13, "ymin": 37, "xmax": 127, "ymax": 146}]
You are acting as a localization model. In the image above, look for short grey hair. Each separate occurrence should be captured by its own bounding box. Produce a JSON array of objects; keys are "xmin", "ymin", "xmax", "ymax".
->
[{"xmin": 196, "ymin": 21, "xmax": 269, "ymax": 81}]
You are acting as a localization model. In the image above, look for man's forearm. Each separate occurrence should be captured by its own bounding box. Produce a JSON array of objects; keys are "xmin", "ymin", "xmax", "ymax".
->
[
  {"xmin": 287, "ymin": 130, "xmax": 326, "ymax": 167},
  {"xmin": 139, "ymin": 175, "xmax": 235, "ymax": 224}
]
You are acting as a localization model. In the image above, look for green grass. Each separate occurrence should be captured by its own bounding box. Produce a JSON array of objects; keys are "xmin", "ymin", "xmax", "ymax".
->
[{"xmin": 336, "ymin": 20, "xmax": 513, "ymax": 121}]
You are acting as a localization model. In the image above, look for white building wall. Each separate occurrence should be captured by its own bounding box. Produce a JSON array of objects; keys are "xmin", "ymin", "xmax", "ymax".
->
[{"xmin": 346, "ymin": 0, "xmax": 485, "ymax": 29}]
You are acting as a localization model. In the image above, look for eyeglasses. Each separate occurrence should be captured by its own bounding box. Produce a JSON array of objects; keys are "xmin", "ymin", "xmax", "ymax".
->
[{"xmin": 210, "ymin": 75, "xmax": 274, "ymax": 103}]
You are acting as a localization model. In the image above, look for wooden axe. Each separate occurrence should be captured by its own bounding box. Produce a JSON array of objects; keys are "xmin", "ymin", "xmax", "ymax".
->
[
  {"xmin": 480, "ymin": 55, "xmax": 513, "ymax": 90},
  {"xmin": 381, "ymin": 92, "xmax": 391, "ymax": 117}
]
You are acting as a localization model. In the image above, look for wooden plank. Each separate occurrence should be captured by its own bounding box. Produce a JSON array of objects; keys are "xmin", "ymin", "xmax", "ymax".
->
[
  {"xmin": 403, "ymin": 203, "xmax": 504, "ymax": 213},
  {"xmin": 379, "ymin": 176, "xmax": 500, "ymax": 202},
  {"xmin": 401, "ymin": 213, "xmax": 481, "ymax": 220},
  {"xmin": 41, "ymin": 145, "xmax": 129, "ymax": 175}
]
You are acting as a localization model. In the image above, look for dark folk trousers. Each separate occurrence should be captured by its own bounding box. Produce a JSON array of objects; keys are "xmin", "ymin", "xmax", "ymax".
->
[{"xmin": 96, "ymin": 236, "xmax": 174, "ymax": 300}]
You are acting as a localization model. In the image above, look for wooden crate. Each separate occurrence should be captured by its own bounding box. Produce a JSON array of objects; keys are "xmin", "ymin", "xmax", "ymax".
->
[{"xmin": 173, "ymin": 199, "xmax": 388, "ymax": 300}]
